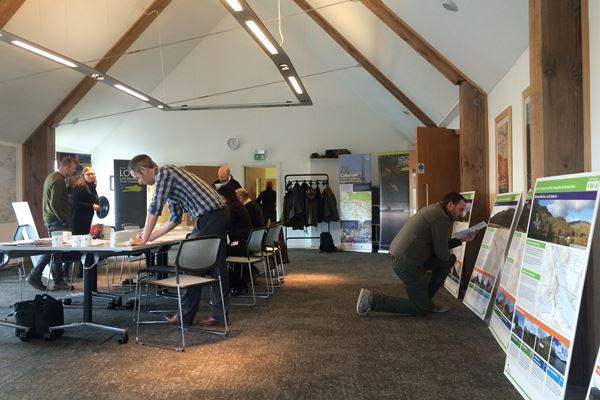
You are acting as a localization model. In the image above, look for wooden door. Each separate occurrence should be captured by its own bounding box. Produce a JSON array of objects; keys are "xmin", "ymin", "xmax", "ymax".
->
[{"xmin": 415, "ymin": 127, "xmax": 460, "ymax": 208}]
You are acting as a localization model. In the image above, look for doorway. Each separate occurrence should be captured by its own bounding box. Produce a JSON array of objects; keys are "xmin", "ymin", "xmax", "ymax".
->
[{"xmin": 244, "ymin": 165, "xmax": 277, "ymax": 200}]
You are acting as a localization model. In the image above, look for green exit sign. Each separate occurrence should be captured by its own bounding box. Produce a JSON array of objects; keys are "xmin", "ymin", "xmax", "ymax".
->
[{"xmin": 254, "ymin": 153, "xmax": 265, "ymax": 161}]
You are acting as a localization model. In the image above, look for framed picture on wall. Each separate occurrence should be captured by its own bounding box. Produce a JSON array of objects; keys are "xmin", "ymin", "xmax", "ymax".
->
[
  {"xmin": 495, "ymin": 106, "xmax": 512, "ymax": 194},
  {"xmin": 522, "ymin": 87, "xmax": 532, "ymax": 191}
]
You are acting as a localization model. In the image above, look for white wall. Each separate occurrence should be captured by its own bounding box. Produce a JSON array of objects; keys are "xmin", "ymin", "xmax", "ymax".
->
[
  {"xmin": 0, "ymin": 141, "xmax": 22, "ymax": 241},
  {"xmin": 57, "ymin": 15, "xmax": 414, "ymax": 248},
  {"xmin": 487, "ymin": 48, "xmax": 530, "ymax": 199}
]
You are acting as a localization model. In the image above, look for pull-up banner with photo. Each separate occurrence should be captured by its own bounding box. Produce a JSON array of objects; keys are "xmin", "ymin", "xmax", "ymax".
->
[
  {"xmin": 490, "ymin": 191, "xmax": 533, "ymax": 351},
  {"xmin": 339, "ymin": 154, "xmax": 372, "ymax": 252},
  {"xmin": 378, "ymin": 151, "xmax": 410, "ymax": 251},
  {"xmin": 504, "ymin": 173, "xmax": 600, "ymax": 400},
  {"xmin": 444, "ymin": 191, "xmax": 475, "ymax": 298},
  {"xmin": 463, "ymin": 192, "xmax": 522, "ymax": 319},
  {"xmin": 586, "ymin": 347, "xmax": 600, "ymax": 399},
  {"xmin": 114, "ymin": 159, "xmax": 146, "ymax": 230}
]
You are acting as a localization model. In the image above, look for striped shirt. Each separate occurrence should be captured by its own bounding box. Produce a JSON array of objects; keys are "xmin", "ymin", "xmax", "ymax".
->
[{"xmin": 148, "ymin": 165, "xmax": 225, "ymax": 224}]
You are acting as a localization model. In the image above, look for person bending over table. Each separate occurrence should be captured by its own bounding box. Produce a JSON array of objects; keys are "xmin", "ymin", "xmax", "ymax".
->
[
  {"xmin": 128, "ymin": 154, "xmax": 230, "ymax": 327},
  {"xmin": 356, "ymin": 192, "xmax": 477, "ymax": 317}
]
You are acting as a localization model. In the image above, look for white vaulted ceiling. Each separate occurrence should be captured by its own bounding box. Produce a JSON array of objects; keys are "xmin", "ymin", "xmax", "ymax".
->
[{"xmin": 0, "ymin": 0, "xmax": 528, "ymax": 149}]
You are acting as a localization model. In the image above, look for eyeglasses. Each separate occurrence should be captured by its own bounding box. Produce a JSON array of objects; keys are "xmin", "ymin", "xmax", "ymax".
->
[{"xmin": 84, "ymin": 172, "xmax": 96, "ymax": 176}]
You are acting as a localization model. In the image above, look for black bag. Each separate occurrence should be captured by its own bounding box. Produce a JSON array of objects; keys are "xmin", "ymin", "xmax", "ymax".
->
[
  {"xmin": 319, "ymin": 232, "xmax": 336, "ymax": 252},
  {"xmin": 13, "ymin": 294, "xmax": 64, "ymax": 341}
]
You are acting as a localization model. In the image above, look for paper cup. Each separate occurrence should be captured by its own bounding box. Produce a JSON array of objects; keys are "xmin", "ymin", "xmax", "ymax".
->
[
  {"xmin": 71, "ymin": 235, "xmax": 81, "ymax": 247},
  {"xmin": 62, "ymin": 231, "xmax": 72, "ymax": 241},
  {"xmin": 80, "ymin": 235, "xmax": 91, "ymax": 247},
  {"xmin": 51, "ymin": 235, "xmax": 62, "ymax": 247},
  {"xmin": 102, "ymin": 226, "xmax": 112, "ymax": 240}
]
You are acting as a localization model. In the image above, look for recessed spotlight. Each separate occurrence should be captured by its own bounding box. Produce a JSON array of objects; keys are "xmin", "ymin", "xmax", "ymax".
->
[
  {"xmin": 157, "ymin": 105, "xmax": 164, "ymax": 109},
  {"xmin": 441, "ymin": 0, "xmax": 459, "ymax": 12},
  {"xmin": 280, "ymin": 64, "xmax": 290, "ymax": 71},
  {"xmin": 90, "ymin": 73, "xmax": 105, "ymax": 81}
]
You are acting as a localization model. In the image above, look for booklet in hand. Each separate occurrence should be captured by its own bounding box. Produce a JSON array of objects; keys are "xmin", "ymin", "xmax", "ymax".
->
[{"xmin": 452, "ymin": 221, "xmax": 487, "ymax": 240}]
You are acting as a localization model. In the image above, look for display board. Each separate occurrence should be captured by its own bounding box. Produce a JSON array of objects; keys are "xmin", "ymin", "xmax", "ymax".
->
[
  {"xmin": 378, "ymin": 151, "xmax": 410, "ymax": 251},
  {"xmin": 339, "ymin": 154, "xmax": 372, "ymax": 252},
  {"xmin": 504, "ymin": 173, "xmax": 600, "ymax": 400},
  {"xmin": 114, "ymin": 159, "xmax": 147, "ymax": 230},
  {"xmin": 444, "ymin": 191, "xmax": 475, "ymax": 297},
  {"xmin": 586, "ymin": 347, "xmax": 600, "ymax": 400},
  {"xmin": 463, "ymin": 192, "xmax": 522, "ymax": 319},
  {"xmin": 490, "ymin": 191, "xmax": 533, "ymax": 351}
]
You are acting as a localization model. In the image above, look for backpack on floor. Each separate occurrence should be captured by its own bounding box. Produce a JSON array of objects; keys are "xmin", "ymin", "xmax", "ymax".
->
[
  {"xmin": 13, "ymin": 294, "xmax": 64, "ymax": 341},
  {"xmin": 319, "ymin": 232, "xmax": 336, "ymax": 252}
]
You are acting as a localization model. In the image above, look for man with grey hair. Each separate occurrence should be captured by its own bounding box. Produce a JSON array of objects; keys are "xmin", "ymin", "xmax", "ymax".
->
[
  {"xmin": 212, "ymin": 164, "xmax": 241, "ymax": 191},
  {"xmin": 128, "ymin": 154, "xmax": 230, "ymax": 327}
]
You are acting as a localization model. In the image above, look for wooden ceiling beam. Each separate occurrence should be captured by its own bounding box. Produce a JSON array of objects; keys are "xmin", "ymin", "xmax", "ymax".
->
[
  {"xmin": 37, "ymin": 0, "xmax": 172, "ymax": 129},
  {"xmin": 292, "ymin": 0, "xmax": 436, "ymax": 127},
  {"xmin": 360, "ymin": 0, "xmax": 484, "ymax": 94},
  {"xmin": 0, "ymin": 0, "xmax": 25, "ymax": 27}
]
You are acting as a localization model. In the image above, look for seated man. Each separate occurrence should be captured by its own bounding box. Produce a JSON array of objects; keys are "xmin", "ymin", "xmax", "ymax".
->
[
  {"xmin": 356, "ymin": 192, "xmax": 477, "ymax": 317},
  {"xmin": 235, "ymin": 188, "xmax": 265, "ymax": 228}
]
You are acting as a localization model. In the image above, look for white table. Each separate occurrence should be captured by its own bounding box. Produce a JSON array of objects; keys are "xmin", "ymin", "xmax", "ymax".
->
[{"xmin": 0, "ymin": 230, "xmax": 189, "ymax": 343}]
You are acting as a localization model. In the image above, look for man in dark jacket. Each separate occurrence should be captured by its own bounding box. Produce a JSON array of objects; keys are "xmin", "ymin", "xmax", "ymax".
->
[
  {"xmin": 26, "ymin": 157, "xmax": 78, "ymax": 291},
  {"xmin": 356, "ymin": 192, "xmax": 477, "ymax": 316},
  {"xmin": 256, "ymin": 181, "xmax": 277, "ymax": 225},
  {"xmin": 236, "ymin": 188, "xmax": 265, "ymax": 228}
]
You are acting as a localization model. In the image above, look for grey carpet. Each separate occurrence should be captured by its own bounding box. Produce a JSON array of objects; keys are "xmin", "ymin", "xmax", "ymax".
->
[{"xmin": 0, "ymin": 249, "xmax": 522, "ymax": 400}]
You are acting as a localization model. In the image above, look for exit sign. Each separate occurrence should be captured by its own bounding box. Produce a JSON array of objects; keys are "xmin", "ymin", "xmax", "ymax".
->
[{"xmin": 254, "ymin": 149, "xmax": 266, "ymax": 161}]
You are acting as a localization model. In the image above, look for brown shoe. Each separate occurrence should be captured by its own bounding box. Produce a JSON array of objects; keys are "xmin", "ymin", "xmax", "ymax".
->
[
  {"xmin": 51, "ymin": 280, "xmax": 74, "ymax": 291},
  {"xmin": 194, "ymin": 316, "xmax": 224, "ymax": 327}
]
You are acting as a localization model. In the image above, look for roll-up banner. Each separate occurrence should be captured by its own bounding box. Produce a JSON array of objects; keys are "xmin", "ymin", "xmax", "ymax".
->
[
  {"xmin": 114, "ymin": 159, "xmax": 146, "ymax": 230},
  {"xmin": 490, "ymin": 191, "xmax": 533, "ymax": 351},
  {"xmin": 463, "ymin": 192, "xmax": 522, "ymax": 319},
  {"xmin": 504, "ymin": 173, "xmax": 600, "ymax": 400},
  {"xmin": 377, "ymin": 151, "xmax": 410, "ymax": 252},
  {"xmin": 586, "ymin": 348, "xmax": 600, "ymax": 400},
  {"xmin": 339, "ymin": 154, "xmax": 372, "ymax": 252},
  {"xmin": 444, "ymin": 191, "xmax": 475, "ymax": 298}
]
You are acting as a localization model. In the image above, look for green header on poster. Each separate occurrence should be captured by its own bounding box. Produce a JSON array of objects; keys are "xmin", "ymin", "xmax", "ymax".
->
[
  {"xmin": 526, "ymin": 190, "xmax": 533, "ymax": 200},
  {"xmin": 526, "ymin": 239, "xmax": 546, "ymax": 249},
  {"xmin": 535, "ymin": 176, "xmax": 600, "ymax": 193},
  {"xmin": 495, "ymin": 192, "xmax": 520, "ymax": 203},
  {"xmin": 461, "ymin": 191, "xmax": 475, "ymax": 200}
]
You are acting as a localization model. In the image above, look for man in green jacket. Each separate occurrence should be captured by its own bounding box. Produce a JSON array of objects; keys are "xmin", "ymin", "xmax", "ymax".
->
[
  {"xmin": 26, "ymin": 157, "xmax": 78, "ymax": 291},
  {"xmin": 356, "ymin": 192, "xmax": 476, "ymax": 316}
]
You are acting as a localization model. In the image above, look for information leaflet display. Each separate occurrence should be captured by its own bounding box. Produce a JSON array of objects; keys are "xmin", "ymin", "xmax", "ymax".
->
[
  {"xmin": 339, "ymin": 154, "xmax": 372, "ymax": 252},
  {"xmin": 464, "ymin": 192, "xmax": 522, "ymax": 319},
  {"xmin": 504, "ymin": 173, "xmax": 600, "ymax": 400},
  {"xmin": 444, "ymin": 191, "xmax": 475, "ymax": 298},
  {"xmin": 490, "ymin": 191, "xmax": 533, "ymax": 351},
  {"xmin": 586, "ymin": 348, "xmax": 600, "ymax": 399}
]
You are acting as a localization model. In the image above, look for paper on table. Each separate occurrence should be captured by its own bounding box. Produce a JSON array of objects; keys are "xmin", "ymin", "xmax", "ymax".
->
[{"xmin": 451, "ymin": 221, "xmax": 487, "ymax": 240}]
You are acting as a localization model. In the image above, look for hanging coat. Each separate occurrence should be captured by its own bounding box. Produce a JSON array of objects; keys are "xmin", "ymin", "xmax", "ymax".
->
[{"xmin": 321, "ymin": 185, "xmax": 340, "ymax": 222}]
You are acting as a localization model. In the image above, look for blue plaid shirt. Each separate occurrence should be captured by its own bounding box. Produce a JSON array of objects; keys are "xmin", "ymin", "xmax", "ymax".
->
[{"xmin": 148, "ymin": 165, "xmax": 225, "ymax": 224}]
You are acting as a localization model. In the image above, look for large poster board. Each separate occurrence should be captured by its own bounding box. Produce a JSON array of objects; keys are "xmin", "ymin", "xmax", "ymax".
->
[
  {"xmin": 490, "ymin": 191, "xmax": 533, "ymax": 351},
  {"xmin": 339, "ymin": 154, "xmax": 372, "ymax": 252},
  {"xmin": 114, "ymin": 159, "xmax": 147, "ymax": 230},
  {"xmin": 444, "ymin": 191, "xmax": 475, "ymax": 298},
  {"xmin": 463, "ymin": 192, "xmax": 522, "ymax": 319},
  {"xmin": 504, "ymin": 173, "xmax": 600, "ymax": 400},
  {"xmin": 378, "ymin": 151, "xmax": 410, "ymax": 251}
]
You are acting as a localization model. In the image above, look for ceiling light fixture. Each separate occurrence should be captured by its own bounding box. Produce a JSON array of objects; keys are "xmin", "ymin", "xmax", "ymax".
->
[
  {"xmin": 245, "ymin": 20, "xmax": 278, "ymax": 55},
  {"xmin": 11, "ymin": 40, "xmax": 77, "ymax": 68},
  {"xmin": 279, "ymin": 64, "xmax": 290, "ymax": 71},
  {"xmin": 0, "ymin": 29, "xmax": 170, "ymax": 111},
  {"xmin": 225, "ymin": 0, "xmax": 243, "ymax": 12},
  {"xmin": 287, "ymin": 76, "xmax": 303, "ymax": 94}
]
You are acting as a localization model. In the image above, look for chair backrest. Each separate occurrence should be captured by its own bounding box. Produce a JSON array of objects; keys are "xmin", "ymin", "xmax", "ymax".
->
[
  {"xmin": 14, "ymin": 224, "xmax": 37, "ymax": 241},
  {"xmin": 246, "ymin": 227, "xmax": 266, "ymax": 255},
  {"xmin": 264, "ymin": 223, "xmax": 282, "ymax": 247},
  {"xmin": 176, "ymin": 235, "xmax": 223, "ymax": 274}
]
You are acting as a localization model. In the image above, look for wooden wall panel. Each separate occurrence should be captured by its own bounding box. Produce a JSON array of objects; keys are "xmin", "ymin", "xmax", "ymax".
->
[
  {"xmin": 459, "ymin": 81, "xmax": 488, "ymax": 294},
  {"xmin": 22, "ymin": 126, "xmax": 55, "ymax": 235}
]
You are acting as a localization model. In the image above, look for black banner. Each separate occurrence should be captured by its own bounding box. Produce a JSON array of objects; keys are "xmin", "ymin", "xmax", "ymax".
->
[
  {"xmin": 378, "ymin": 152, "xmax": 410, "ymax": 251},
  {"xmin": 114, "ymin": 159, "xmax": 146, "ymax": 230}
]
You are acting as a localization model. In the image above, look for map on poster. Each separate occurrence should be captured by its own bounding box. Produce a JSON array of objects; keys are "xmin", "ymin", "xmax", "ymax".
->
[
  {"xmin": 490, "ymin": 191, "xmax": 533, "ymax": 351},
  {"xmin": 463, "ymin": 192, "xmax": 521, "ymax": 319},
  {"xmin": 504, "ymin": 173, "xmax": 600, "ymax": 400},
  {"xmin": 585, "ymin": 348, "xmax": 600, "ymax": 400},
  {"xmin": 339, "ymin": 154, "xmax": 372, "ymax": 252},
  {"xmin": 444, "ymin": 191, "xmax": 475, "ymax": 298}
]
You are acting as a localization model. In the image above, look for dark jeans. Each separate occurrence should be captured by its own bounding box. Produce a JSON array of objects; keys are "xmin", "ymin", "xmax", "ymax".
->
[
  {"xmin": 179, "ymin": 207, "xmax": 230, "ymax": 326},
  {"xmin": 29, "ymin": 221, "xmax": 71, "ymax": 282},
  {"xmin": 371, "ymin": 254, "xmax": 456, "ymax": 316}
]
